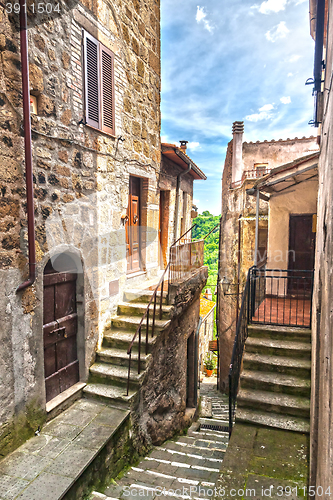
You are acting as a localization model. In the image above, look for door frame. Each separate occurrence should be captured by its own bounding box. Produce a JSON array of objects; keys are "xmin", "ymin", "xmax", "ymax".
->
[
  {"xmin": 126, "ymin": 176, "xmax": 142, "ymax": 274},
  {"xmin": 287, "ymin": 213, "xmax": 316, "ymax": 294}
]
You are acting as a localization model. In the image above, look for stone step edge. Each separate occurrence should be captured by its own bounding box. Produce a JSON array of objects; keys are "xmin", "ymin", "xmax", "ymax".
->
[
  {"xmin": 243, "ymin": 352, "xmax": 311, "ymax": 368},
  {"xmin": 245, "ymin": 338, "xmax": 311, "ymax": 350},
  {"xmin": 235, "ymin": 408, "xmax": 310, "ymax": 433},
  {"xmin": 240, "ymin": 369, "xmax": 311, "ymax": 387},
  {"xmin": 237, "ymin": 388, "xmax": 310, "ymax": 409},
  {"xmin": 83, "ymin": 383, "xmax": 136, "ymax": 401}
]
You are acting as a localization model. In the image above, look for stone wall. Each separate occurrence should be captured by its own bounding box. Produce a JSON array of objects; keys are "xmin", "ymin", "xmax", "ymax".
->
[
  {"xmin": 310, "ymin": 0, "xmax": 333, "ymax": 490},
  {"xmin": 0, "ymin": 0, "xmax": 161, "ymax": 456}
]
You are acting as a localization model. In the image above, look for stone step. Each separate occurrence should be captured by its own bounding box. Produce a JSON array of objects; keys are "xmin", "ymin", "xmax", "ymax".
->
[
  {"xmin": 103, "ymin": 329, "xmax": 158, "ymax": 352},
  {"xmin": 245, "ymin": 337, "xmax": 311, "ymax": 359},
  {"xmin": 164, "ymin": 440, "xmax": 226, "ymax": 459},
  {"xmin": 174, "ymin": 435, "xmax": 228, "ymax": 453},
  {"xmin": 124, "ymin": 289, "xmax": 168, "ymax": 304},
  {"xmin": 236, "ymin": 408, "xmax": 310, "ymax": 433},
  {"xmin": 240, "ymin": 369, "xmax": 311, "ymax": 397},
  {"xmin": 187, "ymin": 429, "xmax": 229, "ymax": 442},
  {"xmin": 97, "ymin": 347, "xmax": 150, "ymax": 370},
  {"xmin": 127, "ymin": 463, "xmax": 221, "ymax": 484},
  {"xmin": 152, "ymin": 446, "xmax": 224, "ymax": 466},
  {"xmin": 132, "ymin": 458, "xmax": 221, "ymax": 477},
  {"xmin": 243, "ymin": 352, "xmax": 311, "ymax": 378},
  {"xmin": 117, "ymin": 301, "xmax": 173, "ymax": 320},
  {"xmin": 111, "ymin": 314, "xmax": 171, "ymax": 332},
  {"xmin": 248, "ymin": 324, "xmax": 311, "ymax": 342},
  {"xmin": 83, "ymin": 383, "xmax": 137, "ymax": 407},
  {"xmin": 89, "ymin": 362, "xmax": 144, "ymax": 388},
  {"xmin": 237, "ymin": 388, "xmax": 310, "ymax": 418}
]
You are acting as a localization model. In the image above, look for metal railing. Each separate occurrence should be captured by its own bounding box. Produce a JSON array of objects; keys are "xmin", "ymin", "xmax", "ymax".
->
[
  {"xmin": 126, "ymin": 224, "xmax": 199, "ymax": 395},
  {"xmin": 228, "ymin": 267, "xmax": 253, "ymax": 437},
  {"xmin": 250, "ymin": 268, "xmax": 314, "ymax": 328},
  {"xmin": 229, "ymin": 265, "xmax": 314, "ymax": 435},
  {"xmin": 169, "ymin": 223, "xmax": 219, "ymax": 285},
  {"xmin": 126, "ymin": 262, "xmax": 169, "ymax": 395}
]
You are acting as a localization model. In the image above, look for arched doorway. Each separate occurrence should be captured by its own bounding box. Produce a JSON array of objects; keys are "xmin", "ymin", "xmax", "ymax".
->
[{"xmin": 43, "ymin": 254, "xmax": 80, "ymax": 402}]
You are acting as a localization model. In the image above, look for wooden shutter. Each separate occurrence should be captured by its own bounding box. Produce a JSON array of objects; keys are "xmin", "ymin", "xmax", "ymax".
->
[
  {"xmin": 83, "ymin": 31, "xmax": 100, "ymax": 129},
  {"xmin": 100, "ymin": 45, "xmax": 115, "ymax": 135}
]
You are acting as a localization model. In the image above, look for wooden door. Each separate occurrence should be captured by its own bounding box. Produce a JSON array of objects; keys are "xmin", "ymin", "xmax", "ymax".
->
[
  {"xmin": 288, "ymin": 215, "xmax": 316, "ymax": 293},
  {"xmin": 159, "ymin": 191, "xmax": 169, "ymax": 268},
  {"xmin": 43, "ymin": 264, "xmax": 79, "ymax": 402},
  {"xmin": 126, "ymin": 176, "xmax": 141, "ymax": 273}
]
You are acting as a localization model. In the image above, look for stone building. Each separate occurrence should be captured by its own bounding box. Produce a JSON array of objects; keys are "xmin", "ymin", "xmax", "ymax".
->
[
  {"xmin": 217, "ymin": 122, "xmax": 318, "ymax": 391},
  {"xmin": 0, "ymin": 0, "xmax": 207, "ymax": 461},
  {"xmin": 198, "ymin": 295, "xmax": 216, "ymax": 374},
  {"xmin": 308, "ymin": 0, "xmax": 333, "ymax": 491}
]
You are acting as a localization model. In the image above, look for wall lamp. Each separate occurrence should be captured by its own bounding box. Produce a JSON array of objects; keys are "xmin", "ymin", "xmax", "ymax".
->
[{"xmin": 220, "ymin": 277, "xmax": 240, "ymax": 296}]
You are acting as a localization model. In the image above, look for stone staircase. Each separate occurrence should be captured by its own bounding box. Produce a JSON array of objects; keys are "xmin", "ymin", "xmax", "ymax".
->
[
  {"xmin": 90, "ymin": 418, "xmax": 229, "ymax": 500},
  {"xmin": 236, "ymin": 324, "xmax": 311, "ymax": 433},
  {"xmin": 83, "ymin": 288, "xmax": 172, "ymax": 408}
]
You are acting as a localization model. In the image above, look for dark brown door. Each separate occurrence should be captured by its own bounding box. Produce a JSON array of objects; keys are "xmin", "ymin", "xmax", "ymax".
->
[
  {"xmin": 126, "ymin": 176, "xmax": 141, "ymax": 273},
  {"xmin": 43, "ymin": 266, "xmax": 79, "ymax": 402},
  {"xmin": 159, "ymin": 190, "xmax": 169, "ymax": 268},
  {"xmin": 288, "ymin": 214, "xmax": 316, "ymax": 294}
]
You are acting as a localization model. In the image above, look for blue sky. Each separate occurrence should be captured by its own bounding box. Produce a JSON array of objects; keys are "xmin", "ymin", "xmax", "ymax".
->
[{"xmin": 160, "ymin": 0, "xmax": 315, "ymax": 215}]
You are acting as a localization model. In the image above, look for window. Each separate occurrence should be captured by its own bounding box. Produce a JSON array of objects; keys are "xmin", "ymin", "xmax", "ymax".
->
[{"xmin": 83, "ymin": 31, "xmax": 115, "ymax": 136}]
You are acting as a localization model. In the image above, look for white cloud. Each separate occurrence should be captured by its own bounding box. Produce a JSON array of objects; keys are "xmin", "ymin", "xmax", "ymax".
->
[
  {"xmin": 195, "ymin": 6, "xmax": 213, "ymax": 33},
  {"xmin": 289, "ymin": 54, "xmax": 301, "ymax": 62},
  {"xmin": 287, "ymin": 72, "xmax": 293, "ymax": 77},
  {"xmin": 187, "ymin": 141, "xmax": 200, "ymax": 150},
  {"xmin": 266, "ymin": 21, "xmax": 289, "ymax": 42},
  {"xmin": 258, "ymin": 0, "xmax": 287, "ymax": 14},
  {"xmin": 246, "ymin": 111, "xmax": 272, "ymax": 122},
  {"xmin": 280, "ymin": 96, "xmax": 291, "ymax": 104},
  {"xmin": 259, "ymin": 103, "xmax": 274, "ymax": 112}
]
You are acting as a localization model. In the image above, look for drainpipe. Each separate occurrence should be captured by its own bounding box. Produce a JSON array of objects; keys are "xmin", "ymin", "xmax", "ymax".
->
[
  {"xmin": 174, "ymin": 154, "xmax": 191, "ymax": 241},
  {"xmin": 254, "ymin": 189, "xmax": 260, "ymax": 267},
  {"xmin": 16, "ymin": 0, "xmax": 36, "ymax": 293},
  {"xmin": 236, "ymin": 214, "xmax": 242, "ymax": 324}
]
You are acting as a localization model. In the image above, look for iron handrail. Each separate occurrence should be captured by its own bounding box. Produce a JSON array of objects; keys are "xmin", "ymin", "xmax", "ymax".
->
[
  {"xmin": 126, "ymin": 225, "xmax": 198, "ymax": 396},
  {"xmin": 228, "ymin": 266, "xmax": 254, "ymax": 437}
]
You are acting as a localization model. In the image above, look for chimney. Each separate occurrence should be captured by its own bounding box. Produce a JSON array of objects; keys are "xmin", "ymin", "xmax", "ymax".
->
[
  {"xmin": 232, "ymin": 121, "xmax": 244, "ymax": 184},
  {"xmin": 179, "ymin": 140, "xmax": 188, "ymax": 153}
]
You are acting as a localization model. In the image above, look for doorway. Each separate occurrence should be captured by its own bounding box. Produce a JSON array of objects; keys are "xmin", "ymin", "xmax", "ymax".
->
[
  {"xmin": 288, "ymin": 214, "xmax": 316, "ymax": 294},
  {"xmin": 159, "ymin": 190, "xmax": 169, "ymax": 268},
  {"xmin": 43, "ymin": 255, "xmax": 79, "ymax": 403},
  {"xmin": 126, "ymin": 176, "xmax": 141, "ymax": 273}
]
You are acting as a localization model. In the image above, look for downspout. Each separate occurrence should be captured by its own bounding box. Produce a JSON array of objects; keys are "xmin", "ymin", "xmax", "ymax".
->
[
  {"xmin": 174, "ymin": 160, "xmax": 191, "ymax": 241},
  {"xmin": 16, "ymin": 0, "xmax": 36, "ymax": 293},
  {"xmin": 254, "ymin": 189, "xmax": 260, "ymax": 267}
]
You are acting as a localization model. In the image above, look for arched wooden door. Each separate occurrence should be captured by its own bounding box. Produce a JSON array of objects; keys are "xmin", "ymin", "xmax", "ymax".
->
[
  {"xmin": 126, "ymin": 176, "xmax": 141, "ymax": 273},
  {"xmin": 43, "ymin": 256, "xmax": 79, "ymax": 402}
]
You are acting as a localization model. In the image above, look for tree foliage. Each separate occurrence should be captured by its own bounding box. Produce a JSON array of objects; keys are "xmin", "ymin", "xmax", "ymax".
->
[{"xmin": 192, "ymin": 211, "xmax": 220, "ymax": 292}]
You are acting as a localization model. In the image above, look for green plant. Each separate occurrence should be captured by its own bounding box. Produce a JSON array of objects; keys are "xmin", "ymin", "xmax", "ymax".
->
[{"xmin": 204, "ymin": 353, "xmax": 217, "ymax": 370}]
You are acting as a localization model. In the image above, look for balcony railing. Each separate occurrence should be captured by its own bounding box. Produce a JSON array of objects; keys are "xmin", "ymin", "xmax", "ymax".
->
[
  {"xmin": 250, "ymin": 267, "xmax": 314, "ymax": 328},
  {"xmin": 230, "ymin": 168, "xmax": 271, "ymax": 190}
]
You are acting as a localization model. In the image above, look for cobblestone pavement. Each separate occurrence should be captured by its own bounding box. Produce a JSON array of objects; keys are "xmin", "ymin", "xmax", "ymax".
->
[
  {"xmin": 199, "ymin": 376, "xmax": 229, "ymax": 422},
  {"xmin": 91, "ymin": 376, "xmax": 230, "ymax": 500}
]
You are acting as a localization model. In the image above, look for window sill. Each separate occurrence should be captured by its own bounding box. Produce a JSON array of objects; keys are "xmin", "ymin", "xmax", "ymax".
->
[{"xmin": 85, "ymin": 122, "xmax": 116, "ymax": 139}]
